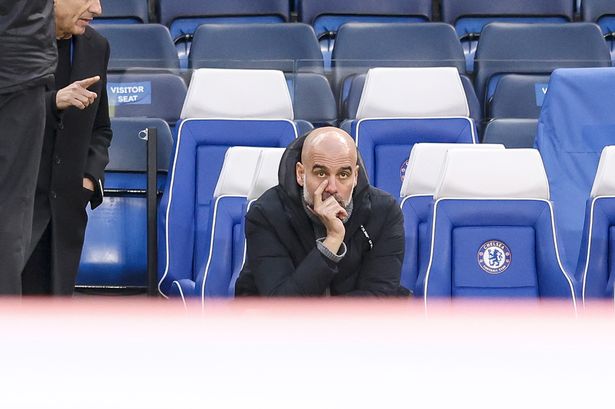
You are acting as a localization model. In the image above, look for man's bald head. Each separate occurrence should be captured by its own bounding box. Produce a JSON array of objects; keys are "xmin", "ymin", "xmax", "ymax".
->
[
  {"xmin": 301, "ymin": 127, "xmax": 357, "ymax": 165},
  {"xmin": 296, "ymin": 127, "xmax": 359, "ymax": 208}
]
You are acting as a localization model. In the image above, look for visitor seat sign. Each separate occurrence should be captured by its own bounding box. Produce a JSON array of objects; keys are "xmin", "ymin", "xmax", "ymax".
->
[{"xmin": 108, "ymin": 81, "xmax": 152, "ymax": 105}]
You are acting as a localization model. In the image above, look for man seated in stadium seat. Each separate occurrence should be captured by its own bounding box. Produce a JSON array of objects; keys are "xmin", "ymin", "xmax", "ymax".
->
[{"xmin": 235, "ymin": 127, "xmax": 407, "ymax": 297}]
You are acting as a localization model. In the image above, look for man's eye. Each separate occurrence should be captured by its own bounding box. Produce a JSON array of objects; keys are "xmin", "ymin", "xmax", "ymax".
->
[
  {"xmin": 339, "ymin": 172, "xmax": 349, "ymax": 178},
  {"xmin": 317, "ymin": 171, "xmax": 326, "ymax": 177}
]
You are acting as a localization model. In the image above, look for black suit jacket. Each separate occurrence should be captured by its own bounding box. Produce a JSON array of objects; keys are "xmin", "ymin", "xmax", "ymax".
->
[{"xmin": 30, "ymin": 26, "xmax": 112, "ymax": 294}]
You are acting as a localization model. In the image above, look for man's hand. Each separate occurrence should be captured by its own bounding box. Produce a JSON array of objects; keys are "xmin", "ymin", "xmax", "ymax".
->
[
  {"xmin": 312, "ymin": 180, "xmax": 347, "ymax": 254},
  {"xmin": 82, "ymin": 177, "xmax": 95, "ymax": 192},
  {"xmin": 56, "ymin": 76, "xmax": 100, "ymax": 111}
]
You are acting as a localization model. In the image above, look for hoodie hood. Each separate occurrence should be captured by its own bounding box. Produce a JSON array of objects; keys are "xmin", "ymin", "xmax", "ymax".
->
[{"xmin": 277, "ymin": 135, "xmax": 370, "ymax": 204}]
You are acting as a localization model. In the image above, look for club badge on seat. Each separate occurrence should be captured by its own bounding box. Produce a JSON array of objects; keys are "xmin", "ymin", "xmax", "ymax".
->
[{"xmin": 478, "ymin": 240, "xmax": 512, "ymax": 274}]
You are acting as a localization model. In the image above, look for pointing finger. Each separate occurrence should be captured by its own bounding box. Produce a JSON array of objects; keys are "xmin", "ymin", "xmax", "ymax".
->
[
  {"xmin": 313, "ymin": 179, "xmax": 328, "ymax": 206},
  {"xmin": 76, "ymin": 76, "xmax": 100, "ymax": 89}
]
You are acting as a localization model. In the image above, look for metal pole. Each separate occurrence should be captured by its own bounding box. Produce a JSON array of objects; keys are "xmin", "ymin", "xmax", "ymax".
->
[{"xmin": 146, "ymin": 127, "xmax": 158, "ymax": 296}]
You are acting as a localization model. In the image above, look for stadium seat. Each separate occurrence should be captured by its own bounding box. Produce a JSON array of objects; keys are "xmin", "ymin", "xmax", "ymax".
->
[
  {"xmin": 187, "ymin": 147, "xmax": 285, "ymax": 302},
  {"xmin": 350, "ymin": 67, "xmax": 477, "ymax": 198},
  {"xmin": 535, "ymin": 67, "xmax": 615, "ymax": 273},
  {"xmin": 399, "ymin": 143, "xmax": 504, "ymax": 293},
  {"xmin": 331, "ymin": 22, "xmax": 466, "ymax": 112},
  {"xmin": 577, "ymin": 146, "xmax": 615, "ymax": 304},
  {"xmin": 416, "ymin": 149, "xmax": 576, "ymax": 305},
  {"xmin": 189, "ymin": 23, "xmax": 323, "ymax": 73},
  {"xmin": 474, "ymin": 23, "xmax": 611, "ymax": 114},
  {"xmin": 157, "ymin": 68, "xmax": 297, "ymax": 297},
  {"xmin": 289, "ymin": 73, "xmax": 337, "ymax": 127},
  {"xmin": 488, "ymin": 74, "xmax": 550, "ymax": 120},
  {"xmin": 482, "ymin": 119, "xmax": 538, "ymax": 148},
  {"xmin": 94, "ymin": 24, "xmax": 179, "ymax": 71},
  {"xmin": 157, "ymin": 0, "xmax": 290, "ymax": 69},
  {"xmin": 440, "ymin": 0, "xmax": 574, "ymax": 72},
  {"xmin": 342, "ymin": 73, "xmax": 481, "ymax": 126},
  {"xmin": 107, "ymin": 73, "xmax": 187, "ymax": 126},
  {"xmin": 95, "ymin": 0, "xmax": 149, "ymax": 24},
  {"xmin": 77, "ymin": 118, "xmax": 174, "ymax": 288},
  {"xmin": 298, "ymin": 0, "xmax": 432, "ymax": 68},
  {"xmin": 582, "ymin": 0, "xmax": 615, "ymax": 63}
]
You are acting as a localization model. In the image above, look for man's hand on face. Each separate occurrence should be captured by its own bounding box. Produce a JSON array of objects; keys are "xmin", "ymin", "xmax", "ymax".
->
[
  {"xmin": 311, "ymin": 179, "xmax": 347, "ymax": 254},
  {"xmin": 56, "ymin": 76, "xmax": 100, "ymax": 111}
]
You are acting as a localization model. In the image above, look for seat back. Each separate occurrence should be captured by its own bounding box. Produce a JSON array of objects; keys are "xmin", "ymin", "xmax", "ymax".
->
[
  {"xmin": 94, "ymin": 24, "xmax": 179, "ymax": 71},
  {"xmin": 189, "ymin": 23, "xmax": 323, "ymax": 74},
  {"xmin": 331, "ymin": 22, "xmax": 466, "ymax": 106},
  {"xmin": 299, "ymin": 0, "xmax": 432, "ymax": 68},
  {"xmin": 352, "ymin": 67, "xmax": 477, "ymax": 197},
  {"xmin": 107, "ymin": 73, "xmax": 187, "ymax": 126},
  {"xmin": 399, "ymin": 143, "xmax": 504, "ymax": 292},
  {"xmin": 489, "ymin": 74, "xmax": 550, "ymax": 119},
  {"xmin": 96, "ymin": 0, "xmax": 149, "ymax": 24},
  {"xmin": 158, "ymin": 69, "xmax": 297, "ymax": 296},
  {"xmin": 535, "ymin": 67, "xmax": 615, "ymax": 272},
  {"xmin": 578, "ymin": 146, "xmax": 615, "ymax": 302},
  {"xmin": 474, "ymin": 22, "xmax": 611, "ymax": 111},
  {"xmin": 288, "ymin": 73, "xmax": 337, "ymax": 126},
  {"xmin": 483, "ymin": 119, "xmax": 538, "ymax": 148},
  {"xmin": 420, "ymin": 149, "xmax": 575, "ymax": 304},
  {"xmin": 78, "ymin": 118, "xmax": 174, "ymax": 288},
  {"xmin": 441, "ymin": 0, "xmax": 574, "ymax": 72},
  {"xmin": 582, "ymin": 0, "xmax": 615, "ymax": 63}
]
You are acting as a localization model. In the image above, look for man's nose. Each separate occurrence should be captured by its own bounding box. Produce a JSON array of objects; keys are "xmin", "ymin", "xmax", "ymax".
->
[
  {"xmin": 325, "ymin": 175, "xmax": 338, "ymax": 194},
  {"xmin": 90, "ymin": 0, "xmax": 102, "ymax": 16}
]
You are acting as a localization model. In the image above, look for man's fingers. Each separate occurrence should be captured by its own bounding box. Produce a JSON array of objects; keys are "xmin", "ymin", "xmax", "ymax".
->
[
  {"xmin": 76, "ymin": 75, "xmax": 100, "ymax": 89},
  {"xmin": 313, "ymin": 180, "xmax": 328, "ymax": 206}
]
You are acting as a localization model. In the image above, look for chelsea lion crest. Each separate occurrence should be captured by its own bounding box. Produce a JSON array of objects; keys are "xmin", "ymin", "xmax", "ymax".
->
[{"xmin": 477, "ymin": 240, "xmax": 512, "ymax": 274}]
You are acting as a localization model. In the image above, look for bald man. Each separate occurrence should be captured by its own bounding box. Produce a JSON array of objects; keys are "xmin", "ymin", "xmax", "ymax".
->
[{"xmin": 235, "ymin": 128, "xmax": 407, "ymax": 297}]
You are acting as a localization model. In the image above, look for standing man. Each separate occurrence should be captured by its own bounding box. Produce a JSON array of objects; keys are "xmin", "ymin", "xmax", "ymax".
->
[
  {"xmin": 0, "ymin": 0, "xmax": 57, "ymax": 294},
  {"xmin": 22, "ymin": 0, "xmax": 112, "ymax": 295}
]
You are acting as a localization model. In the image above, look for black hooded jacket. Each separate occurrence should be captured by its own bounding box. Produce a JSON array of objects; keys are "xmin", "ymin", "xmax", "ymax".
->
[{"xmin": 235, "ymin": 136, "xmax": 406, "ymax": 296}]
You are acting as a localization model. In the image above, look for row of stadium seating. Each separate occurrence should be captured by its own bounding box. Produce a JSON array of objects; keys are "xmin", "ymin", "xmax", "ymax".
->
[
  {"xmin": 77, "ymin": 67, "xmax": 615, "ymax": 307},
  {"xmin": 97, "ymin": 0, "xmax": 615, "ymax": 68},
  {"xmin": 101, "ymin": 22, "xmax": 612, "ymax": 141}
]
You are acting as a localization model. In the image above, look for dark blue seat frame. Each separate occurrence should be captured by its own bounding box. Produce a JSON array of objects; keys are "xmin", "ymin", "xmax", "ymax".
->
[
  {"xmin": 94, "ymin": 24, "xmax": 180, "ymax": 71},
  {"xmin": 78, "ymin": 118, "xmax": 174, "ymax": 288},
  {"xmin": 95, "ymin": 0, "xmax": 149, "ymax": 24},
  {"xmin": 474, "ymin": 22, "xmax": 611, "ymax": 115},
  {"xmin": 331, "ymin": 23, "xmax": 466, "ymax": 114},
  {"xmin": 482, "ymin": 119, "xmax": 538, "ymax": 148},
  {"xmin": 441, "ymin": 0, "xmax": 574, "ymax": 72},
  {"xmin": 189, "ymin": 23, "xmax": 323, "ymax": 74}
]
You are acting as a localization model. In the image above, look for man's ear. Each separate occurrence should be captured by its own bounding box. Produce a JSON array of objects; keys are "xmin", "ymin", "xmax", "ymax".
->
[
  {"xmin": 354, "ymin": 165, "xmax": 359, "ymax": 187},
  {"xmin": 296, "ymin": 162, "xmax": 305, "ymax": 187}
]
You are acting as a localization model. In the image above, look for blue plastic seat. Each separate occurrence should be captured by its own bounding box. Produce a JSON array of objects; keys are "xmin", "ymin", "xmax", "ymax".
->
[
  {"xmin": 95, "ymin": 0, "xmax": 149, "ymax": 24},
  {"xmin": 489, "ymin": 74, "xmax": 550, "ymax": 119},
  {"xmin": 189, "ymin": 23, "xmax": 323, "ymax": 74},
  {"xmin": 535, "ymin": 67, "xmax": 615, "ymax": 273},
  {"xmin": 157, "ymin": 68, "xmax": 297, "ymax": 297},
  {"xmin": 298, "ymin": 0, "xmax": 432, "ymax": 69},
  {"xmin": 577, "ymin": 146, "xmax": 615, "ymax": 304},
  {"xmin": 77, "ymin": 118, "xmax": 174, "ymax": 288},
  {"xmin": 474, "ymin": 22, "xmax": 611, "ymax": 114},
  {"xmin": 582, "ymin": 0, "xmax": 615, "ymax": 63},
  {"xmin": 399, "ymin": 143, "xmax": 504, "ymax": 293},
  {"xmin": 331, "ymin": 22, "xmax": 466, "ymax": 112},
  {"xmin": 482, "ymin": 119, "xmax": 538, "ymax": 148},
  {"xmin": 107, "ymin": 73, "xmax": 187, "ymax": 126},
  {"xmin": 441, "ymin": 0, "xmax": 574, "ymax": 72},
  {"xmin": 349, "ymin": 67, "xmax": 477, "ymax": 198},
  {"xmin": 288, "ymin": 73, "xmax": 337, "ymax": 126},
  {"xmin": 94, "ymin": 24, "xmax": 179, "ymax": 71},
  {"xmin": 416, "ymin": 148, "xmax": 576, "ymax": 306},
  {"xmin": 157, "ymin": 0, "xmax": 290, "ymax": 69},
  {"xmin": 185, "ymin": 148, "xmax": 285, "ymax": 302}
]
